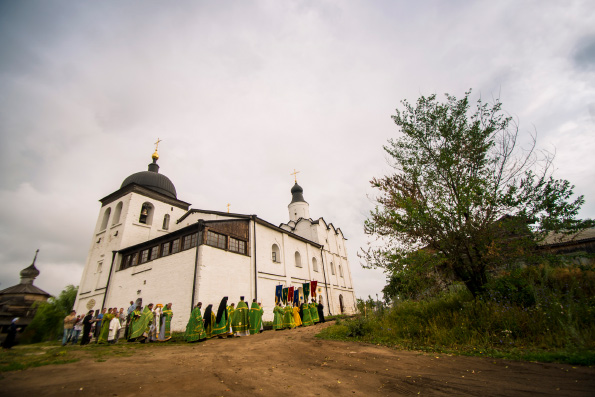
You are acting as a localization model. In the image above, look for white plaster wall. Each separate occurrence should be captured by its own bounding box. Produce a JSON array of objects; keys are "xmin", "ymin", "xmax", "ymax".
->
[
  {"xmin": 105, "ymin": 249, "xmax": 197, "ymax": 331},
  {"xmin": 194, "ymin": 245, "xmax": 252, "ymax": 316}
]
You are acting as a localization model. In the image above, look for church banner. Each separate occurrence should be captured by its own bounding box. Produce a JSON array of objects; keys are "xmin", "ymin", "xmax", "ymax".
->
[
  {"xmin": 282, "ymin": 287, "xmax": 289, "ymax": 304},
  {"xmin": 288, "ymin": 286, "xmax": 294, "ymax": 303},
  {"xmin": 302, "ymin": 282, "xmax": 310, "ymax": 300},
  {"xmin": 275, "ymin": 285, "xmax": 283, "ymax": 304},
  {"xmin": 293, "ymin": 289, "xmax": 300, "ymax": 305},
  {"xmin": 311, "ymin": 281, "xmax": 317, "ymax": 298}
]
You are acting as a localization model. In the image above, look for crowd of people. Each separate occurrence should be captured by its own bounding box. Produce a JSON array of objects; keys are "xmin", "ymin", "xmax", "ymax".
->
[{"xmin": 58, "ymin": 295, "xmax": 327, "ymax": 346}]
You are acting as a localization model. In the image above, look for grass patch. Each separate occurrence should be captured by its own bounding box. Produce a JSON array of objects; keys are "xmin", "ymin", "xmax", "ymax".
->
[{"xmin": 317, "ymin": 263, "xmax": 595, "ymax": 366}]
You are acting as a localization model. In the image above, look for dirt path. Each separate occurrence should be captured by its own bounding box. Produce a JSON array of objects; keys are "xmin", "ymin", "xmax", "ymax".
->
[{"xmin": 1, "ymin": 322, "xmax": 593, "ymax": 396}]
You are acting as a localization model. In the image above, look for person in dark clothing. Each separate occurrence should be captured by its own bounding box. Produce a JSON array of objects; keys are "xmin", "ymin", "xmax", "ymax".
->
[
  {"xmin": 80, "ymin": 310, "xmax": 94, "ymax": 346},
  {"xmin": 317, "ymin": 300, "xmax": 326, "ymax": 323},
  {"xmin": 2, "ymin": 318, "xmax": 19, "ymax": 349}
]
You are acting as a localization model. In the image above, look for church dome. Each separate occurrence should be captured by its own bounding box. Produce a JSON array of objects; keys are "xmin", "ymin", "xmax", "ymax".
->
[
  {"xmin": 290, "ymin": 182, "xmax": 306, "ymax": 203},
  {"xmin": 20, "ymin": 263, "xmax": 40, "ymax": 280},
  {"xmin": 121, "ymin": 158, "xmax": 177, "ymax": 199}
]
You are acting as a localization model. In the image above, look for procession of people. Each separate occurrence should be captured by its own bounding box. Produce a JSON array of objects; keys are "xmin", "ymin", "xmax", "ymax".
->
[{"xmin": 59, "ymin": 280, "xmax": 327, "ymax": 346}]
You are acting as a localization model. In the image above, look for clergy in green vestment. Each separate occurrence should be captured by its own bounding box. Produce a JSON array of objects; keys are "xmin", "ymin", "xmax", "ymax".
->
[
  {"xmin": 212, "ymin": 297, "xmax": 230, "ymax": 338},
  {"xmin": 248, "ymin": 300, "xmax": 263, "ymax": 335},
  {"xmin": 232, "ymin": 297, "xmax": 250, "ymax": 336},
  {"xmin": 282, "ymin": 304, "xmax": 295, "ymax": 329},
  {"xmin": 185, "ymin": 302, "xmax": 207, "ymax": 342},
  {"xmin": 97, "ymin": 309, "xmax": 116, "ymax": 344},
  {"xmin": 273, "ymin": 303, "xmax": 284, "ymax": 330},
  {"xmin": 129, "ymin": 304, "xmax": 154, "ymax": 341},
  {"xmin": 159, "ymin": 303, "xmax": 174, "ymax": 341},
  {"xmin": 310, "ymin": 301, "xmax": 320, "ymax": 324},
  {"xmin": 301, "ymin": 302, "xmax": 312, "ymax": 326}
]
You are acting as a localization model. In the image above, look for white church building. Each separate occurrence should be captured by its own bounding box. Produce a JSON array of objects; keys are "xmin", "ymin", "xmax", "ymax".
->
[{"xmin": 74, "ymin": 150, "xmax": 357, "ymax": 331}]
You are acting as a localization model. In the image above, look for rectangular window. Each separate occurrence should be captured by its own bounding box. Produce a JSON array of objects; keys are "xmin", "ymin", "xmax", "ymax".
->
[
  {"xmin": 182, "ymin": 234, "xmax": 192, "ymax": 250},
  {"xmin": 272, "ymin": 252, "xmax": 277, "ymax": 262},
  {"xmin": 206, "ymin": 231, "xmax": 226, "ymax": 249},
  {"xmin": 131, "ymin": 253, "xmax": 139, "ymax": 266},
  {"xmin": 161, "ymin": 241, "xmax": 171, "ymax": 257},
  {"xmin": 140, "ymin": 249, "xmax": 149, "ymax": 264},
  {"xmin": 171, "ymin": 239, "xmax": 180, "ymax": 254},
  {"xmin": 229, "ymin": 237, "xmax": 246, "ymax": 254},
  {"xmin": 121, "ymin": 255, "xmax": 132, "ymax": 270},
  {"xmin": 190, "ymin": 233, "xmax": 198, "ymax": 248},
  {"xmin": 150, "ymin": 246, "xmax": 159, "ymax": 261}
]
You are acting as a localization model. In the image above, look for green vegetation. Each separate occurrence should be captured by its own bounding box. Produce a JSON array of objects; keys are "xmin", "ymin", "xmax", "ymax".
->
[
  {"xmin": 22, "ymin": 285, "xmax": 78, "ymax": 343},
  {"xmin": 318, "ymin": 263, "xmax": 595, "ymax": 365},
  {"xmin": 363, "ymin": 90, "xmax": 594, "ymax": 298}
]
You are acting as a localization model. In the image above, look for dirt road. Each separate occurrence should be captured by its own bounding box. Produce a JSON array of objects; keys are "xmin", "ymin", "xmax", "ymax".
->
[{"xmin": 1, "ymin": 322, "xmax": 593, "ymax": 396}]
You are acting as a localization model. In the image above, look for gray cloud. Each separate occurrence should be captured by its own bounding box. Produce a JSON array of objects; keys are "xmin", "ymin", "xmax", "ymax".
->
[{"xmin": 0, "ymin": 1, "xmax": 594, "ymax": 301}]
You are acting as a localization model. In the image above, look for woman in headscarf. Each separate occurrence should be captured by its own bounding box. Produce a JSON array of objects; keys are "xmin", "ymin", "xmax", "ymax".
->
[
  {"xmin": 2, "ymin": 318, "xmax": 19, "ymax": 349},
  {"xmin": 203, "ymin": 304, "xmax": 214, "ymax": 338},
  {"xmin": 212, "ymin": 297, "xmax": 229, "ymax": 338},
  {"xmin": 80, "ymin": 310, "xmax": 94, "ymax": 345}
]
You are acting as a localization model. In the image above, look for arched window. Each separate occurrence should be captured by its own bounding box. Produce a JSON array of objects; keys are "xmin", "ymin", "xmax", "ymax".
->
[
  {"xmin": 295, "ymin": 251, "xmax": 302, "ymax": 268},
  {"xmin": 100, "ymin": 207, "xmax": 111, "ymax": 231},
  {"xmin": 339, "ymin": 264, "xmax": 344, "ymax": 277},
  {"xmin": 272, "ymin": 244, "xmax": 281, "ymax": 263},
  {"xmin": 312, "ymin": 257, "xmax": 318, "ymax": 272},
  {"xmin": 162, "ymin": 214, "xmax": 170, "ymax": 230},
  {"xmin": 139, "ymin": 202, "xmax": 154, "ymax": 225},
  {"xmin": 330, "ymin": 262, "xmax": 335, "ymax": 275},
  {"xmin": 112, "ymin": 201, "xmax": 123, "ymax": 225}
]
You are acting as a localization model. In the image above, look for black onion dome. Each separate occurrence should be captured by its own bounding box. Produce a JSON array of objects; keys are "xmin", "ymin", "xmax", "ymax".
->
[
  {"xmin": 121, "ymin": 158, "xmax": 177, "ymax": 199},
  {"xmin": 290, "ymin": 182, "xmax": 306, "ymax": 203},
  {"xmin": 20, "ymin": 263, "xmax": 40, "ymax": 280}
]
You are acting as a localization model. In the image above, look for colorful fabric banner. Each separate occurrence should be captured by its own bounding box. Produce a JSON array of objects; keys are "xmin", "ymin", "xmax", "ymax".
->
[
  {"xmin": 282, "ymin": 287, "xmax": 289, "ymax": 304},
  {"xmin": 288, "ymin": 286, "xmax": 294, "ymax": 303},
  {"xmin": 302, "ymin": 282, "xmax": 310, "ymax": 300},
  {"xmin": 275, "ymin": 285, "xmax": 283, "ymax": 304},
  {"xmin": 293, "ymin": 289, "xmax": 300, "ymax": 305},
  {"xmin": 311, "ymin": 281, "xmax": 318, "ymax": 298}
]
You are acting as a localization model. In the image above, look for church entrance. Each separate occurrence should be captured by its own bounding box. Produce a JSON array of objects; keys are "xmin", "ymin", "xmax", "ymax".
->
[{"xmin": 339, "ymin": 294, "xmax": 344, "ymax": 314}]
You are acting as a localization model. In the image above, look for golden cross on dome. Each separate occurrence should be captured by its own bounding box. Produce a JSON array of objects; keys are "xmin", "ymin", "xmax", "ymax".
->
[
  {"xmin": 152, "ymin": 138, "xmax": 162, "ymax": 160},
  {"xmin": 227, "ymin": 203, "xmax": 231, "ymax": 213},
  {"xmin": 290, "ymin": 169, "xmax": 300, "ymax": 183}
]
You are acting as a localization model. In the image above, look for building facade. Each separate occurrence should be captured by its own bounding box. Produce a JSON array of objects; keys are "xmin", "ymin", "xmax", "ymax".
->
[{"xmin": 74, "ymin": 151, "xmax": 356, "ymax": 331}]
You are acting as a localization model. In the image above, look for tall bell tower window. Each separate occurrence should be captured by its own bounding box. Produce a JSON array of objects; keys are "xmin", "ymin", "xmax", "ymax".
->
[
  {"xmin": 139, "ymin": 202, "xmax": 154, "ymax": 225},
  {"xmin": 162, "ymin": 214, "xmax": 170, "ymax": 230},
  {"xmin": 100, "ymin": 208, "xmax": 111, "ymax": 231}
]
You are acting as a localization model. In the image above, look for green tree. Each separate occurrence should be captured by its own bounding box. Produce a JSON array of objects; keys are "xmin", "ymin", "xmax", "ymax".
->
[
  {"xmin": 24, "ymin": 284, "xmax": 78, "ymax": 343},
  {"xmin": 364, "ymin": 91, "xmax": 593, "ymax": 297}
]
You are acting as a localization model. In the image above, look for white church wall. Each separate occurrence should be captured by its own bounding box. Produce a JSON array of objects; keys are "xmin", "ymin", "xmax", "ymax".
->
[
  {"xmin": 254, "ymin": 223, "xmax": 286, "ymax": 277},
  {"xmin": 106, "ymin": 249, "xmax": 197, "ymax": 331},
  {"xmin": 175, "ymin": 212, "xmax": 238, "ymax": 229},
  {"xmin": 257, "ymin": 276, "xmax": 285, "ymax": 321},
  {"xmin": 195, "ymin": 245, "xmax": 252, "ymax": 315}
]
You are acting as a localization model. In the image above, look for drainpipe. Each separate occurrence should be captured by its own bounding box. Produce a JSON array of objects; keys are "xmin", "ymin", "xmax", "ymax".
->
[
  {"xmin": 101, "ymin": 251, "xmax": 117, "ymax": 310},
  {"xmin": 191, "ymin": 220, "xmax": 205, "ymax": 312},
  {"xmin": 320, "ymin": 247, "xmax": 332, "ymax": 316},
  {"xmin": 252, "ymin": 215, "xmax": 258, "ymax": 301}
]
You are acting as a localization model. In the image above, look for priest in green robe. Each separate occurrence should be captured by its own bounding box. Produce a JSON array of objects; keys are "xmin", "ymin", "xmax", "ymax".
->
[
  {"xmin": 232, "ymin": 296, "xmax": 250, "ymax": 336},
  {"xmin": 248, "ymin": 299, "xmax": 263, "ymax": 335},
  {"xmin": 273, "ymin": 302, "xmax": 284, "ymax": 330},
  {"xmin": 301, "ymin": 302, "xmax": 312, "ymax": 326},
  {"xmin": 310, "ymin": 300, "xmax": 320, "ymax": 324},
  {"xmin": 185, "ymin": 302, "xmax": 206, "ymax": 342},
  {"xmin": 282, "ymin": 304, "xmax": 295, "ymax": 329},
  {"xmin": 212, "ymin": 297, "xmax": 229, "ymax": 338},
  {"xmin": 97, "ymin": 308, "xmax": 116, "ymax": 344},
  {"xmin": 128, "ymin": 303, "xmax": 154, "ymax": 342},
  {"xmin": 158, "ymin": 303, "xmax": 174, "ymax": 341}
]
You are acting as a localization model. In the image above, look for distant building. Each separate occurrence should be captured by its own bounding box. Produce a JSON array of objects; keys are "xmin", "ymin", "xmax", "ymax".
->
[
  {"xmin": 0, "ymin": 250, "xmax": 50, "ymax": 332},
  {"xmin": 74, "ymin": 149, "xmax": 356, "ymax": 331}
]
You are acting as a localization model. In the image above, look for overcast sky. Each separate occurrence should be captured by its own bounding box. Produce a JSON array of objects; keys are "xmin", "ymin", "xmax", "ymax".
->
[{"xmin": 1, "ymin": 1, "xmax": 594, "ymax": 300}]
